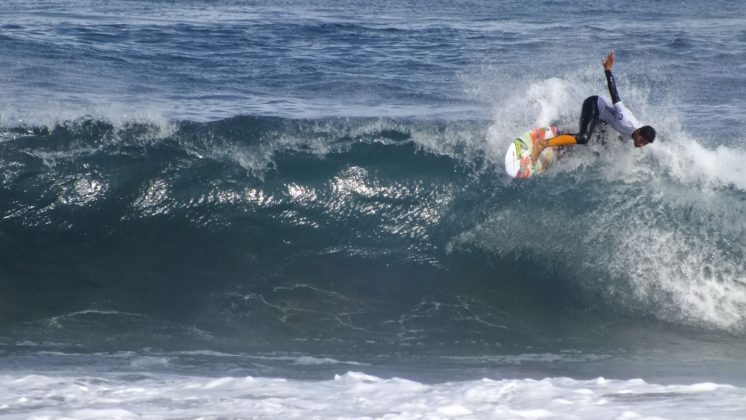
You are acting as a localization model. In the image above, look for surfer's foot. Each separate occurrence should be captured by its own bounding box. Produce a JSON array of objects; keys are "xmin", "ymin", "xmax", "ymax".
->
[{"xmin": 531, "ymin": 139, "xmax": 548, "ymax": 164}]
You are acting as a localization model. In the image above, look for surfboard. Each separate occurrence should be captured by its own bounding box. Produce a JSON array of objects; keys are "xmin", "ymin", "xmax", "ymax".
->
[{"xmin": 504, "ymin": 126, "xmax": 559, "ymax": 179}]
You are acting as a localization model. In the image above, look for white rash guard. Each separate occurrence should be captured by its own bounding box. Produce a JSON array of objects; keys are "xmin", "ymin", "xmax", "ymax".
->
[{"xmin": 596, "ymin": 96, "xmax": 642, "ymax": 137}]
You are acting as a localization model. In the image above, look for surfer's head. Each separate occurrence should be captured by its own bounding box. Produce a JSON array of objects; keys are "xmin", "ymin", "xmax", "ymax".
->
[{"xmin": 633, "ymin": 125, "xmax": 656, "ymax": 147}]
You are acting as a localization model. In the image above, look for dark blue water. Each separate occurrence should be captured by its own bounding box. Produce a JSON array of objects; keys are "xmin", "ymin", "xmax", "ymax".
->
[{"xmin": 1, "ymin": 0, "xmax": 746, "ymax": 391}]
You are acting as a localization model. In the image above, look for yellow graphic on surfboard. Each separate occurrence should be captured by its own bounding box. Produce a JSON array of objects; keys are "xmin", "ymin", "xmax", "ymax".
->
[{"xmin": 504, "ymin": 126, "xmax": 559, "ymax": 179}]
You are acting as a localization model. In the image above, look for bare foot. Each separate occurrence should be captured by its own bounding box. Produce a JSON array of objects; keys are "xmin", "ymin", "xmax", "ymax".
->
[{"xmin": 530, "ymin": 139, "xmax": 548, "ymax": 165}]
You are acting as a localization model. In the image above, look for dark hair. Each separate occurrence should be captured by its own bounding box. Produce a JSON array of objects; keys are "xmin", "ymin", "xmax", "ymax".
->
[{"xmin": 639, "ymin": 125, "xmax": 656, "ymax": 143}]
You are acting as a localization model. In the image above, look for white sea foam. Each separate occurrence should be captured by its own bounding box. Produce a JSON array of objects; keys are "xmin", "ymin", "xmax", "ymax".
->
[
  {"xmin": 1, "ymin": 371, "xmax": 745, "ymax": 419},
  {"xmin": 595, "ymin": 92, "xmax": 746, "ymax": 330},
  {"xmin": 651, "ymin": 132, "xmax": 746, "ymax": 190}
]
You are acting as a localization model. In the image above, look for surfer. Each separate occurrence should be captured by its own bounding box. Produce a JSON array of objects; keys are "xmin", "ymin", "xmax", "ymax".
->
[{"xmin": 531, "ymin": 50, "xmax": 656, "ymax": 163}]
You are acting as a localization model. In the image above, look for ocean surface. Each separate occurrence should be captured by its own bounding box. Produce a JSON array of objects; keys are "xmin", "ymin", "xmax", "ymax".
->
[{"xmin": 1, "ymin": 0, "xmax": 746, "ymax": 418}]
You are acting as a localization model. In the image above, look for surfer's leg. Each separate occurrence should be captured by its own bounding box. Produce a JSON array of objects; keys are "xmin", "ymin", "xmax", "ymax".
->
[
  {"xmin": 532, "ymin": 95, "xmax": 599, "ymax": 163},
  {"xmin": 575, "ymin": 95, "xmax": 599, "ymax": 144},
  {"xmin": 541, "ymin": 95, "xmax": 600, "ymax": 150},
  {"xmin": 532, "ymin": 130, "xmax": 578, "ymax": 163}
]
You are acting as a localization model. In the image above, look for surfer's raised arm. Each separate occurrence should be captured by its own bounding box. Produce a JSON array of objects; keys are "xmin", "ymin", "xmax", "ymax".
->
[{"xmin": 602, "ymin": 51, "xmax": 621, "ymax": 104}]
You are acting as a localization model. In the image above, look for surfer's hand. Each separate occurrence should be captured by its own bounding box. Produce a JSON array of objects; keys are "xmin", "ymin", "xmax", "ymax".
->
[{"xmin": 602, "ymin": 51, "xmax": 614, "ymax": 71}]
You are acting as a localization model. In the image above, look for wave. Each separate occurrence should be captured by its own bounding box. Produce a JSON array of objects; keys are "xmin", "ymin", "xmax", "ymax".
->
[{"xmin": 0, "ymin": 111, "xmax": 744, "ymax": 351}]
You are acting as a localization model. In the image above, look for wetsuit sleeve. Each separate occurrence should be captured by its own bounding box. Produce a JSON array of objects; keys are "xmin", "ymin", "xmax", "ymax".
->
[{"xmin": 605, "ymin": 70, "xmax": 621, "ymax": 104}]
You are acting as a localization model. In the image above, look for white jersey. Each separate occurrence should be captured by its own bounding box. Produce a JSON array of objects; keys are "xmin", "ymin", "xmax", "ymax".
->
[{"xmin": 596, "ymin": 96, "xmax": 641, "ymax": 137}]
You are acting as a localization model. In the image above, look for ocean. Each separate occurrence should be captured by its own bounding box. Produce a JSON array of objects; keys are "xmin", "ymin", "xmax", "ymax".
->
[{"xmin": 1, "ymin": 0, "xmax": 746, "ymax": 418}]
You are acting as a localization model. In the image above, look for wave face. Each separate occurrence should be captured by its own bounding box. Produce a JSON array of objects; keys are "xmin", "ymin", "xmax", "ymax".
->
[{"xmin": 1, "ymin": 115, "xmax": 744, "ymax": 355}]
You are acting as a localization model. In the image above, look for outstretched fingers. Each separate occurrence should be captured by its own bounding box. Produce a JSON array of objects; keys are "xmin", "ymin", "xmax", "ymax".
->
[{"xmin": 602, "ymin": 50, "xmax": 615, "ymax": 70}]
